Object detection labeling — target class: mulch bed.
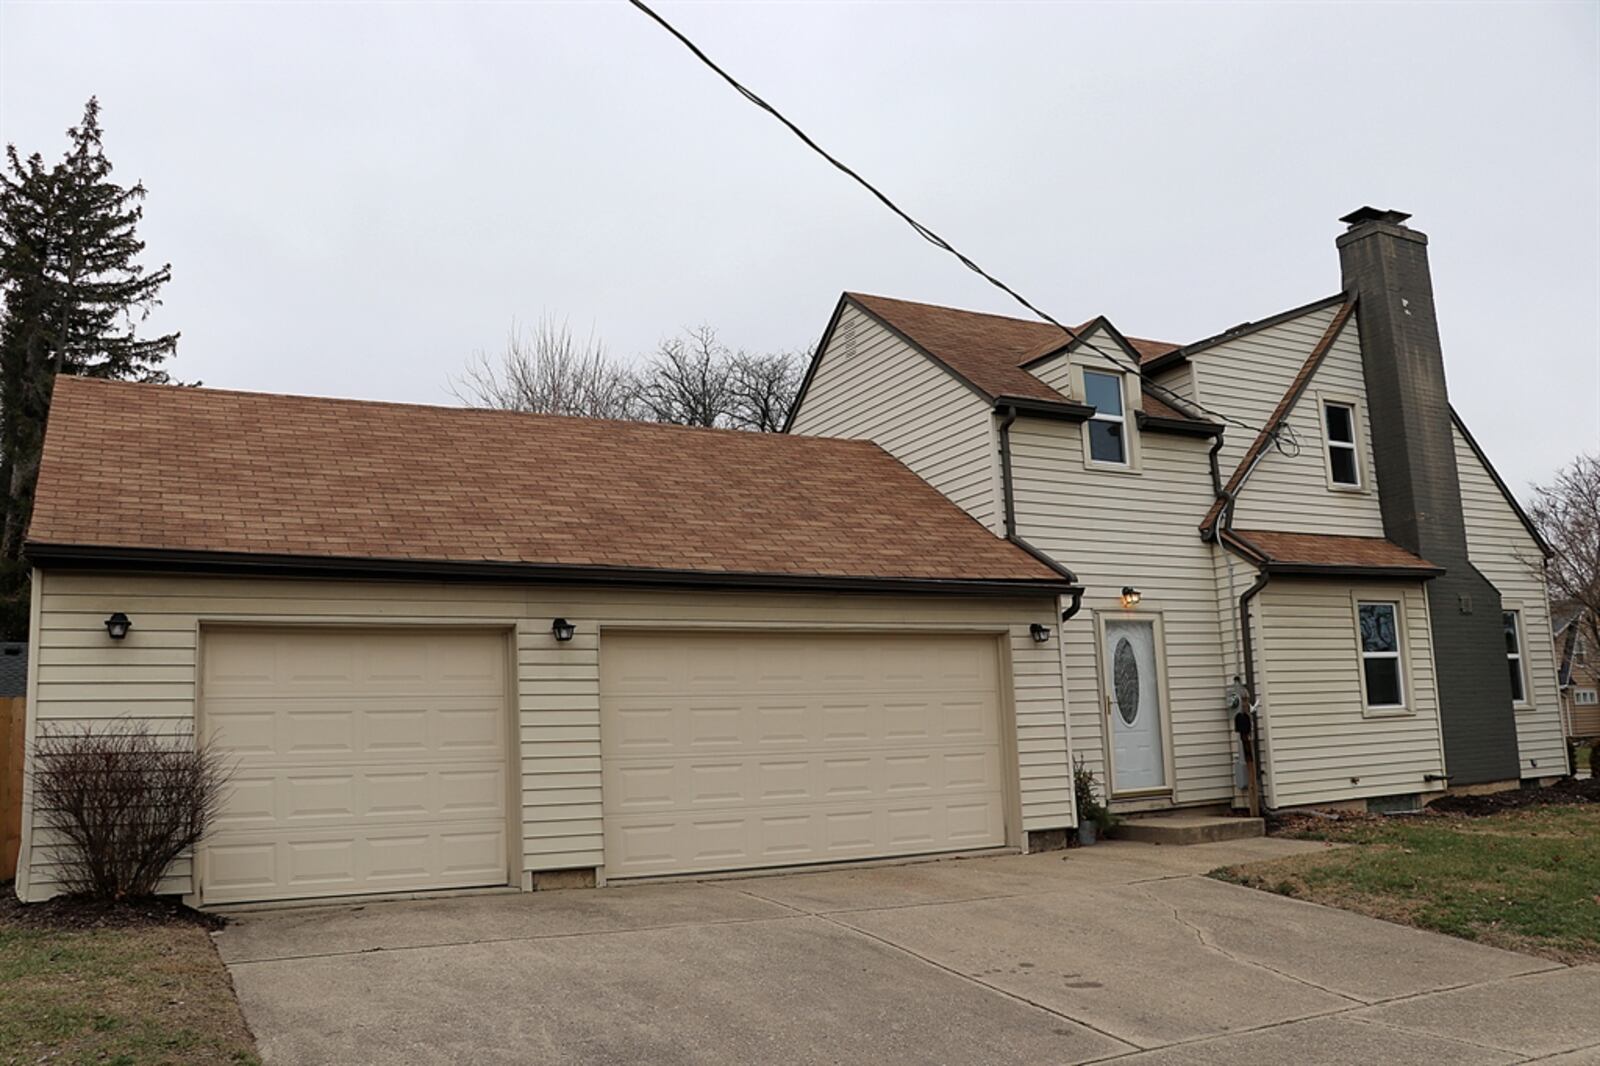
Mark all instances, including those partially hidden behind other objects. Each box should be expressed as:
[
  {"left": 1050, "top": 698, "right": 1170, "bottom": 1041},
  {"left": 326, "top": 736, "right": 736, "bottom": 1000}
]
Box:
[
  {"left": 1428, "top": 776, "right": 1600, "bottom": 816},
  {"left": 0, "top": 879, "right": 224, "bottom": 932}
]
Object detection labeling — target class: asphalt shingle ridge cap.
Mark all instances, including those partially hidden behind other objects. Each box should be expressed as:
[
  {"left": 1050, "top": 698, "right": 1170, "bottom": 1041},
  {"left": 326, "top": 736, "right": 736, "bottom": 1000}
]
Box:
[{"left": 60, "top": 376, "right": 887, "bottom": 452}]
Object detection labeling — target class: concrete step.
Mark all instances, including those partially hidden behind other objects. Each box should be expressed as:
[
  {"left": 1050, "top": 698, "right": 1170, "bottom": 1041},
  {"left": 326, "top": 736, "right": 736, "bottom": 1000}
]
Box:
[{"left": 1112, "top": 814, "right": 1265, "bottom": 846}]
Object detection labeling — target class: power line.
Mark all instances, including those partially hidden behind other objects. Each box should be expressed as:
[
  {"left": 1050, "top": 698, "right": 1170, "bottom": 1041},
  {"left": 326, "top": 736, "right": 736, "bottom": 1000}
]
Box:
[{"left": 625, "top": 0, "right": 1274, "bottom": 440}]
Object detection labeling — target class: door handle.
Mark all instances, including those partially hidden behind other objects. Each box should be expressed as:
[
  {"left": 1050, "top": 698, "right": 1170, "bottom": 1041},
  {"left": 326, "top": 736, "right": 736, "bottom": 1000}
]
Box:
[{"left": 1105, "top": 694, "right": 1114, "bottom": 718}]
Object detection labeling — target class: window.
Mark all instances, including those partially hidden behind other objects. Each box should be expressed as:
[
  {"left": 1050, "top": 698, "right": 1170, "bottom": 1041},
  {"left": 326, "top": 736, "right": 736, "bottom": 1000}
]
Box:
[
  {"left": 1358, "top": 601, "right": 1405, "bottom": 709},
  {"left": 1575, "top": 689, "right": 1598, "bottom": 706},
  {"left": 1083, "top": 370, "right": 1127, "bottom": 465},
  {"left": 1324, "top": 402, "right": 1360, "bottom": 487},
  {"left": 1504, "top": 611, "right": 1527, "bottom": 704}
]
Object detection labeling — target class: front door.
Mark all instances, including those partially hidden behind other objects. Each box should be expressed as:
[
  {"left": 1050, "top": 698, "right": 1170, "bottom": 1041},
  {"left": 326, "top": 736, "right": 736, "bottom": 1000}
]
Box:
[{"left": 1103, "top": 618, "right": 1168, "bottom": 793}]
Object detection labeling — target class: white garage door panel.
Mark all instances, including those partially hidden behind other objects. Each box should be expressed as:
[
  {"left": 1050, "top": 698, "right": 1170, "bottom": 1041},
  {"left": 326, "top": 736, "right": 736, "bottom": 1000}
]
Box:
[
  {"left": 201, "top": 629, "right": 511, "bottom": 904},
  {"left": 601, "top": 632, "right": 1008, "bottom": 878}
]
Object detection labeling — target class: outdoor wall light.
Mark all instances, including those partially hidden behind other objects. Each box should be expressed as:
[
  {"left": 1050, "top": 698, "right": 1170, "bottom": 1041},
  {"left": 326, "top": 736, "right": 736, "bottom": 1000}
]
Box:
[
  {"left": 104, "top": 612, "right": 132, "bottom": 640},
  {"left": 551, "top": 618, "right": 576, "bottom": 643},
  {"left": 1029, "top": 623, "right": 1051, "bottom": 643},
  {"left": 1119, "top": 587, "right": 1142, "bottom": 609}
]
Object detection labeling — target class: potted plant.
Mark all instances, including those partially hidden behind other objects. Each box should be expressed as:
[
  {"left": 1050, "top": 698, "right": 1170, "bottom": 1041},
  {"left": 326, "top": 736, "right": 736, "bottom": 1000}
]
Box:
[{"left": 1073, "top": 755, "right": 1116, "bottom": 845}]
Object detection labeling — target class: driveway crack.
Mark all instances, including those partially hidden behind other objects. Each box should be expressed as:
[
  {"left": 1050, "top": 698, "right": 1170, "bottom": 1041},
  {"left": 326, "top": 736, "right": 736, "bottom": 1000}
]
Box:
[{"left": 1137, "top": 883, "right": 1365, "bottom": 1005}]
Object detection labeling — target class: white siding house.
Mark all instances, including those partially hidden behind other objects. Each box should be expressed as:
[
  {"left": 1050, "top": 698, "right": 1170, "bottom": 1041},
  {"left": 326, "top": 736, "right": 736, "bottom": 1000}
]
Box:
[{"left": 790, "top": 211, "right": 1556, "bottom": 812}]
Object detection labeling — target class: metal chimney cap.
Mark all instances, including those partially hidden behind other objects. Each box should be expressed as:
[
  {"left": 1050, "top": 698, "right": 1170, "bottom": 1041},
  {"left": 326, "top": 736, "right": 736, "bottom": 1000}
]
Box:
[{"left": 1340, "top": 206, "right": 1413, "bottom": 228}]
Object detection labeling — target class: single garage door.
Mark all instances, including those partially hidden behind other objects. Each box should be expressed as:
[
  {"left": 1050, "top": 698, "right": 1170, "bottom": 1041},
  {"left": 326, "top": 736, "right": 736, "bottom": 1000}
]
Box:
[
  {"left": 601, "top": 630, "right": 1009, "bottom": 878},
  {"left": 200, "top": 628, "right": 511, "bottom": 904}
]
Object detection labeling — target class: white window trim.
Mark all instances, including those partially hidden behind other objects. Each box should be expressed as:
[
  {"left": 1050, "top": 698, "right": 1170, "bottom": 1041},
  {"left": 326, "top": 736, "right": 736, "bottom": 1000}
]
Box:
[
  {"left": 1503, "top": 605, "right": 1534, "bottom": 710},
  {"left": 1352, "top": 594, "right": 1411, "bottom": 716},
  {"left": 1076, "top": 365, "right": 1140, "bottom": 473},
  {"left": 1575, "top": 689, "right": 1598, "bottom": 706},
  {"left": 1319, "top": 395, "right": 1366, "bottom": 493}
]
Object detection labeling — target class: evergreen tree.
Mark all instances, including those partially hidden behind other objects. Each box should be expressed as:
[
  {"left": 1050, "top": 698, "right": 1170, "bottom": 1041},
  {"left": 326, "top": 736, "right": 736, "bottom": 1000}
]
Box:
[{"left": 0, "top": 97, "right": 179, "bottom": 638}]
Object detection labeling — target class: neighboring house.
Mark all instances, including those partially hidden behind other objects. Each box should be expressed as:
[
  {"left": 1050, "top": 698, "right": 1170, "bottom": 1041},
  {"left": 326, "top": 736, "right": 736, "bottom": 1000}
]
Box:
[
  {"left": 14, "top": 378, "right": 1076, "bottom": 905},
  {"left": 789, "top": 207, "right": 1564, "bottom": 813},
  {"left": 0, "top": 643, "right": 25, "bottom": 698},
  {"left": 1556, "top": 608, "right": 1600, "bottom": 744}
]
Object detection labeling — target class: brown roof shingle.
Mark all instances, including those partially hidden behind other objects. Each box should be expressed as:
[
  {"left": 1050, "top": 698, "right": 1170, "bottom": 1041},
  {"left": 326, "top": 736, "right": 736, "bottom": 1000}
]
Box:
[
  {"left": 1225, "top": 529, "right": 1442, "bottom": 576},
  {"left": 29, "top": 377, "right": 1068, "bottom": 589},
  {"left": 846, "top": 293, "right": 1200, "bottom": 424}
]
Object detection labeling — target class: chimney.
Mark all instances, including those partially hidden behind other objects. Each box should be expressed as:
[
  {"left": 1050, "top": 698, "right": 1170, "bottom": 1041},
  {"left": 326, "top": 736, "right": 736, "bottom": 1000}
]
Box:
[{"left": 1337, "top": 208, "right": 1520, "bottom": 785}]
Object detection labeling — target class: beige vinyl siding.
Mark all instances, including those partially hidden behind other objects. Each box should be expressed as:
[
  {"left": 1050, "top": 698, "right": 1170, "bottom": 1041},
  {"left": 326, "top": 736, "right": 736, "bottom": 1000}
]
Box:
[
  {"left": 1193, "top": 303, "right": 1339, "bottom": 472},
  {"left": 1255, "top": 580, "right": 1448, "bottom": 807},
  {"left": 17, "top": 571, "right": 1070, "bottom": 902},
  {"left": 790, "top": 303, "right": 1001, "bottom": 531},
  {"left": 1007, "top": 401, "right": 1234, "bottom": 805},
  {"left": 1453, "top": 425, "right": 1566, "bottom": 776},
  {"left": 1149, "top": 363, "right": 1200, "bottom": 407},
  {"left": 1198, "top": 308, "right": 1386, "bottom": 536}
]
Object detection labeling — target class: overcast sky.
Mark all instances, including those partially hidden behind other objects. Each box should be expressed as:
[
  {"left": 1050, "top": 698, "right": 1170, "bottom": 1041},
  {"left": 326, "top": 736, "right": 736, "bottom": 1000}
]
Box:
[{"left": 2, "top": 1, "right": 1595, "bottom": 498}]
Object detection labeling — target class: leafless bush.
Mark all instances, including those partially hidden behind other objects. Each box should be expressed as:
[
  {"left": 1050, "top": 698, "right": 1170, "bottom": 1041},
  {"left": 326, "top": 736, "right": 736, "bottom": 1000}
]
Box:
[{"left": 31, "top": 720, "right": 232, "bottom": 900}]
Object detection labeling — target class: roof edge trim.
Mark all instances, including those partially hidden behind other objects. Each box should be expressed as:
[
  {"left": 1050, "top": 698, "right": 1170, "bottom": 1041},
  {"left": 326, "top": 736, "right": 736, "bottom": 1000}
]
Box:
[
  {"left": 1147, "top": 292, "right": 1349, "bottom": 372},
  {"left": 837, "top": 294, "right": 999, "bottom": 404},
  {"left": 993, "top": 396, "right": 1095, "bottom": 422},
  {"left": 1262, "top": 561, "right": 1445, "bottom": 580},
  {"left": 23, "top": 542, "right": 1077, "bottom": 597},
  {"left": 1448, "top": 406, "right": 1552, "bottom": 558}
]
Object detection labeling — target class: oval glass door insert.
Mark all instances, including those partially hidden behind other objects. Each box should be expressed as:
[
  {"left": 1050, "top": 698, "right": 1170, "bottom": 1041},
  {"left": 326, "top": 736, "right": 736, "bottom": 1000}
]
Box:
[{"left": 1113, "top": 637, "right": 1140, "bottom": 725}]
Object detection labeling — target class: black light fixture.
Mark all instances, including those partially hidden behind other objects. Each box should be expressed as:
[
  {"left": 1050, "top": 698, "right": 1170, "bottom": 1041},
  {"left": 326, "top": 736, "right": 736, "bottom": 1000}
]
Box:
[
  {"left": 551, "top": 617, "right": 576, "bottom": 642},
  {"left": 104, "top": 612, "right": 132, "bottom": 640},
  {"left": 1029, "top": 623, "right": 1051, "bottom": 644},
  {"left": 1120, "top": 586, "right": 1142, "bottom": 609}
]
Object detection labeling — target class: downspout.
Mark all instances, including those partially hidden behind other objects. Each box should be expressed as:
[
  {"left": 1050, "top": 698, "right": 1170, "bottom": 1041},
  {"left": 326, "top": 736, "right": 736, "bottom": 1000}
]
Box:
[
  {"left": 997, "top": 405, "right": 1084, "bottom": 622},
  {"left": 1205, "top": 431, "right": 1268, "bottom": 816}
]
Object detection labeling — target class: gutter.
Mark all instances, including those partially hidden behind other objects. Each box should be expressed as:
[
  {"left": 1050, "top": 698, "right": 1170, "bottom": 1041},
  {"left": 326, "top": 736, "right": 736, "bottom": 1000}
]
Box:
[
  {"left": 22, "top": 542, "right": 1080, "bottom": 599},
  {"left": 995, "top": 405, "right": 1086, "bottom": 621},
  {"left": 1206, "top": 431, "right": 1267, "bottom": 817}
]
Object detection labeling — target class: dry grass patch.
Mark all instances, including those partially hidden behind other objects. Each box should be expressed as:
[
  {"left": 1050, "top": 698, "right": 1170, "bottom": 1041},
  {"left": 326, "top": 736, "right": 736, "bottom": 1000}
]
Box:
[
  {"left": 0, "top": 887, "right": 258, "bottom": 1066},
  {"left": 1212, "top": 804, "right": 1600, "bottom": 965}
]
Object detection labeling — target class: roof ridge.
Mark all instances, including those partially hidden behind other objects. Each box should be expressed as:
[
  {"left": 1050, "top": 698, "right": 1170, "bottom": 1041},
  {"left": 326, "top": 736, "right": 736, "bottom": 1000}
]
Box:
[{"left": 54, "top": 376, "right": 883, "bottom": 449}]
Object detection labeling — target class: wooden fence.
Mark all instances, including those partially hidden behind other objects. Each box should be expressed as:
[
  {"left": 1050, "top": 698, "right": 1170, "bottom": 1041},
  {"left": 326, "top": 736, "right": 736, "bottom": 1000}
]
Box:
[{"left": 1, "top": 696, "right": 23, "bottom": 881}]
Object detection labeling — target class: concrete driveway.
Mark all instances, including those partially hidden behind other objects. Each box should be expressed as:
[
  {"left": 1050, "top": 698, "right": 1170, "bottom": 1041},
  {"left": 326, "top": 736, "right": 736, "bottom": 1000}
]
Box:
[{"left": 216, "top": 838, "right": 1600, "bottom": 1065}]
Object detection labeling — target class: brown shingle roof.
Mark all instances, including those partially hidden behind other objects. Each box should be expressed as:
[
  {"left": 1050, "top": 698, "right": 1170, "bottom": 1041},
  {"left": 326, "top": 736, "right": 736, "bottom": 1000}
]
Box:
[
  {"left": 846, "top": 293, "right": 1196, "bottom": 423},
  {"left": 1225, "top": 529, "right": 1442, "bottom": 576},
  {"left": 29, "top": 377, "right": 1068, "bottom": 589}
]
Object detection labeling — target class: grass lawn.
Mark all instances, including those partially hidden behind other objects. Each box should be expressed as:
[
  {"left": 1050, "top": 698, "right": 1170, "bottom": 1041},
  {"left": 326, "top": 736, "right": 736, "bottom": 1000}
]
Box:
[
  {"left": 1213, "top": 804, "right": 1600, "bottom": 964},
  {"left": 0, "top": 888, "right": 259, "bottom": 1066}
]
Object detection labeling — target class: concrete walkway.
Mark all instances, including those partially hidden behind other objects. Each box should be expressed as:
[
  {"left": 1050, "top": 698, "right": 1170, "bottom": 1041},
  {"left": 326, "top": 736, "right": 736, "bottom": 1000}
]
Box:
[{"left": 216, "top": 838, "right": 1600, "bottom": 1065}]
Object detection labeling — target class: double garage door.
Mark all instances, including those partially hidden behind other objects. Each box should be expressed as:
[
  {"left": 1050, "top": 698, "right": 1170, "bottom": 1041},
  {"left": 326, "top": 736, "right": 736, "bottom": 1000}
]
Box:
[
  {"left": 600, "top": 631, "right": 1008, "bottom": 879},
  {"left": 200, "top": 627, "right": 1008, "bottom": 903}
]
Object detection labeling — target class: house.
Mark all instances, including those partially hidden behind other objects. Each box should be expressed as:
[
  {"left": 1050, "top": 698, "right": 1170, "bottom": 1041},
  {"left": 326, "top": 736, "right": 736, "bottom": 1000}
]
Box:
[
  {"left": 788, "top": 208, "right": 1565, "bottom": 813},
  {"left": 0, "top": 643, "right": 25, "bottom": 698},
  {"left": 1556, "top": 607, "right": 1599, "bottom": 746},
  {"left": 14, "top": 380, "right": 1077, "bottom": 905}
]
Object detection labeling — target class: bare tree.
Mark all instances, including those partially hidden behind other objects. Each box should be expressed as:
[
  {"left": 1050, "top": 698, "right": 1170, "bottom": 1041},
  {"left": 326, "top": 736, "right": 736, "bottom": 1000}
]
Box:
[
  {"left": 636, "top": 324, "right": 735, "bottom": 427},
  {"left": 1530, "top": 453, "right": 1600, "bottom": 653},
  {"left": 728, "top": 347, "right": 807, "bottom": 432},
  {"left": 450, "top": 318, "right": 637, "bottom": 420}
]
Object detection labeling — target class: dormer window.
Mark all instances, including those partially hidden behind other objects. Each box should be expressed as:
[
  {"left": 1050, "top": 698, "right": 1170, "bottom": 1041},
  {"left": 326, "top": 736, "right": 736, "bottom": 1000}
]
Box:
[
  {"left": 1083, "top": 370, "right": 1127, "bottom": 466},
  {"left": 1323, "top": 401, "right": 1361, "bottom": 487}
]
